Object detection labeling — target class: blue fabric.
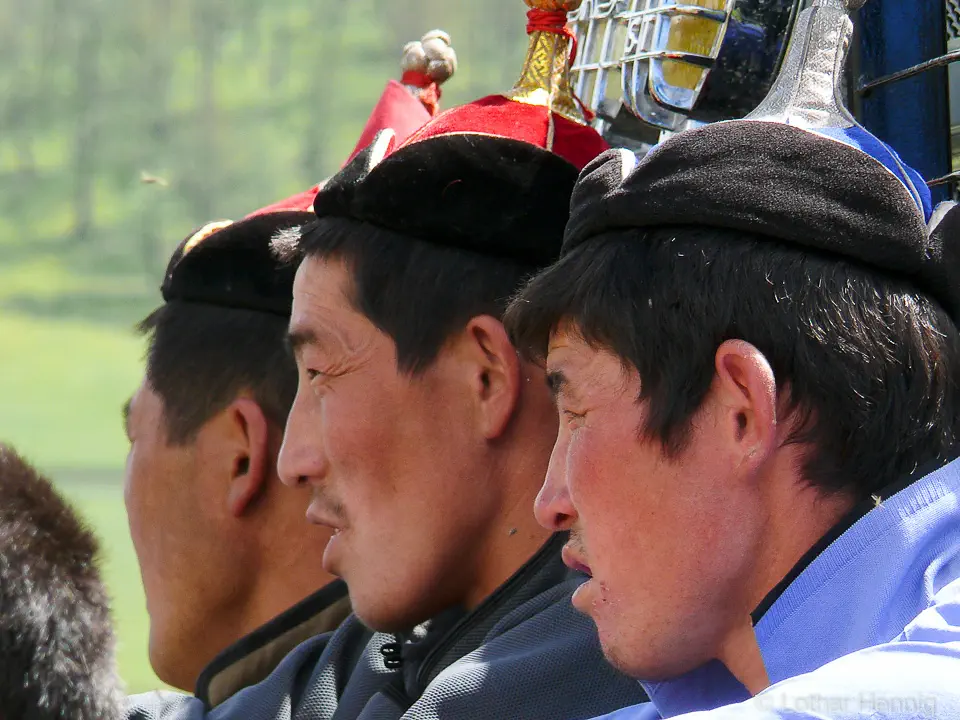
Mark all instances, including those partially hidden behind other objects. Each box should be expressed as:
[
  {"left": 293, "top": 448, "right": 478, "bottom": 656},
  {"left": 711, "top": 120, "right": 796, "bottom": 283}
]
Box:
[
  {"left": 592, "top": 457, "right": 960, "bottom": 719},
  {"left": 812, "top": 126, "right": 933, "bottom": 222}
]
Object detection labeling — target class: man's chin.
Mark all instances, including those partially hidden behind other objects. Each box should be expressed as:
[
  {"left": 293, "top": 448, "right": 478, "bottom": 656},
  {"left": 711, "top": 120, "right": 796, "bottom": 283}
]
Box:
[
  {"left": 352, "top": 604, "right": 422, "bottom": 634},
  {"left": 571, "top": 576, "right": 600, "bottom": 613},
  {"left": 321, "top": 529, "right": 347, "bottom": 575},
  {"left": 599, "top": 631, "right": 715, "bottom": 684},
  {"left": 349, "top": 586, "right": 445, "bottom": 634},
  {"left": 602, "top": 645, "right": 670, "bottom": 683},
  {"left": 149, "top": 633, "right": 192, "bottom": 692}
]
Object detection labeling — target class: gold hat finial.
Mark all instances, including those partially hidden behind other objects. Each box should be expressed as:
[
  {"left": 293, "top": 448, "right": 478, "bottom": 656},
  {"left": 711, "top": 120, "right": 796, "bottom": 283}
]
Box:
[{"left": 505, "top": 0, "right": 587, "bottom": 125}]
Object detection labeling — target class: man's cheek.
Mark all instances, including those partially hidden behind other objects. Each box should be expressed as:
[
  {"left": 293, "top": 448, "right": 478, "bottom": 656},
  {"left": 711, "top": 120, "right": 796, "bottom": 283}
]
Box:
[{"left": 568, "top": 444, "right": 610, "bottom": 519}]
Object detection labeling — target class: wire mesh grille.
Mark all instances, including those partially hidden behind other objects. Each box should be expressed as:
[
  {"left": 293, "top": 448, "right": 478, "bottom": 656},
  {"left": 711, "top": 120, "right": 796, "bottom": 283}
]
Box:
[
  {"left": 571, "top": 0, "right": 960, "bottom": 170},
  {"left": 947, "top": 0, "right": 960, "bottom": 41}
]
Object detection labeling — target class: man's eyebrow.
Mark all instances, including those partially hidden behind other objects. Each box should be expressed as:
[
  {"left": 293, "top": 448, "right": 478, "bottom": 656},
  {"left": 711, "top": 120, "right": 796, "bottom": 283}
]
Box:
[
  {"left": 122, "top": 398, "right": 132, "bottom": 437},
  {"left": 286, "top": 327, "right": 318, "bottom": 356},
  {"left": 287, "top": 324, "right": 347, "bottom": 359},
  {"left": 545, "top": 369, "right": 568, "bottom": 400}
]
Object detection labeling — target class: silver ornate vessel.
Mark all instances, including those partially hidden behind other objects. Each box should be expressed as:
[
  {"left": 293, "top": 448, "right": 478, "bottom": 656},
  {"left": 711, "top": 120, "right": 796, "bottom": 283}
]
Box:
[{"left": 567, "top": 0, "right": 814, "bottom": 148}]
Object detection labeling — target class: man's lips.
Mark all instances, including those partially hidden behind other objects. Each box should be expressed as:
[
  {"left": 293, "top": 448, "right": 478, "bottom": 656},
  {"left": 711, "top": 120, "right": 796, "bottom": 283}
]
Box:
[
  {"left": 306, "top": 498, "right": 345, "bottom": 531},
  {"left": 561, "top": 543, "right": 592, "bottom": 577}
]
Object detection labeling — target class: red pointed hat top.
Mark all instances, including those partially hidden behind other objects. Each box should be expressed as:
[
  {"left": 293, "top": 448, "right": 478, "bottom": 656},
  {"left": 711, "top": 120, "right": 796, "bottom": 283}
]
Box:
[
  {"left": 400, "top": 0, "right": 607, "bottom": 171},
  {"left": 247, "top": 30, "right": 458, "bottom": 219}
]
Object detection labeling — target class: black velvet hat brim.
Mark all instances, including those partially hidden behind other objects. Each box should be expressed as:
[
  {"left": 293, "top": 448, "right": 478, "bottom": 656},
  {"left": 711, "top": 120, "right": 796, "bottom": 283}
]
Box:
[
  {"left": 314, "top": 133, "right": 580, "bottom": 268},
  {"left": 162, "top": 211, "right": 314, "bottom": 316},
  {"left": 565, "top": 122, "right": 960, "bottom": 320}
]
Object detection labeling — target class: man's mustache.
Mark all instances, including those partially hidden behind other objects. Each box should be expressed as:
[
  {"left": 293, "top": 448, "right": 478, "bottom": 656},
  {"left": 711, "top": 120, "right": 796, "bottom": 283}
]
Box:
[{"left": 310, "top": 487, "right": 347, "bottom": 521}]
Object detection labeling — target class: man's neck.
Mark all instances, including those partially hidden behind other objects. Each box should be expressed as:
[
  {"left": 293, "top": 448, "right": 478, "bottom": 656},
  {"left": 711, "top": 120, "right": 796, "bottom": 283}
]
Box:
[
  {"left": 194, "top": 579, "right": 350, "bottom": 707},
  {"left": 242, "top": 551, "right": 341, "bottom": 636},
  {"left": 463, "top": 448, "right": 554, "bottom": 610},
  {"left": 464, "top": 521, "right": 553, "bottom": 610},
  {"left": 752, "top": 478, "right": 855, "bottom": 612},
  {"left": 717, "top": 464, "right": 856, "bottom": 693},
  {"left": 180, "top": 558, "right": 339, "bottom": 690},
  {"left": 717, "top": 622, "right": 770, "bottom": 695}
]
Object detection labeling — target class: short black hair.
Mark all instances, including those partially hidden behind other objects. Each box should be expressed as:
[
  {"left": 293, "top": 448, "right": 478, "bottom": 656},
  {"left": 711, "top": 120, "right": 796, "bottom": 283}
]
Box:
[
  {"left": 0, "top": 444, "right": 122, "bottom": 720},
  {"left": 138, "top": 301, "right": 297, "bottom": 445},
  {"left": 505, "top": 226, "right": 960, "bottom": 500},
  {"left": 293, "top": 216, "right": 536, "bottom": 374}
]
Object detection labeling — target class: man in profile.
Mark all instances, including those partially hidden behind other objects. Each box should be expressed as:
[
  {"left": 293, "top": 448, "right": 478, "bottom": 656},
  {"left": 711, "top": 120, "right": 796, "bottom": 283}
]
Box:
[
  {"left": 504, "top": 1, "right": 960, "bottom": 716},
  {"left": 125, "top": 206, "right": 346, "bottom": 706},
  {"left": 123, "top": 30, "right": 456, "bottom": 707},
  {"left": 0, "top": 443, "right": 123, "bottom": 720}
]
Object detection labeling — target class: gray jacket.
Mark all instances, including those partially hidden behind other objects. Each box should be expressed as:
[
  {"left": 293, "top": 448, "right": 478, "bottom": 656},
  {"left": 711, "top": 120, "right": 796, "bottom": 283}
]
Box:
[{"left": 126, "top": 534, "right": 648, "bottom": 719}]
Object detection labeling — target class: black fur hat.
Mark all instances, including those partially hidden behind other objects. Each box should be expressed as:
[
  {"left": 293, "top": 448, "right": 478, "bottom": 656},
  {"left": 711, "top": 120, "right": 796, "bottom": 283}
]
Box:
[{"left": 161, "top": 211, "right": 314, "bottom": 317}]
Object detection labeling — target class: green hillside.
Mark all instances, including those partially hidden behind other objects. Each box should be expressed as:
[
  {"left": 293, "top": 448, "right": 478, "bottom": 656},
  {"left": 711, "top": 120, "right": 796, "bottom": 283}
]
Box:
[{"left": 0, "top": 312, "right": 144, "bottom": 467}]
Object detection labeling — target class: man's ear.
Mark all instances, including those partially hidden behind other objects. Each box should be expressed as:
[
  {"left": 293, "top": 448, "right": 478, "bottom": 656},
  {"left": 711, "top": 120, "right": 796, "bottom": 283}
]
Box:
[
  {"left": 460, "top": 315, "right": 522, "bottom": 440},
  {"left": 712, "top": 339, "right": 779, "bottom": 468},
  {"left": 223, "top": 397, "right": 272, "bottom": 518}
]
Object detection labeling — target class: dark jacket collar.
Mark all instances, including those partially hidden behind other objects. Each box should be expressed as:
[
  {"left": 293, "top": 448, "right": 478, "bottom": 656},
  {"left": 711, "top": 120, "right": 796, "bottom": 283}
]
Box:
[
  {"left": 386, "top": 532, "right": 574, "bottom": 706},
  {"left": 195, "top": 579, "right": 351, "bottom": 710}
]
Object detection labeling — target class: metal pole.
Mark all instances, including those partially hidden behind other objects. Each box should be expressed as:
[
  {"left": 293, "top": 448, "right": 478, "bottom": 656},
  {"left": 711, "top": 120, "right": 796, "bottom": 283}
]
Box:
[{"left": 856, "top": 0, "right": 951, "bottom": 205}]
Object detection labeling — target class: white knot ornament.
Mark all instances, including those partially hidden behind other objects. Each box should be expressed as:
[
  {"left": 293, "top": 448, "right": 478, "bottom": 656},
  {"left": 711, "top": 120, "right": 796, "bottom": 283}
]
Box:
[{"left": 401, "top": 30, "right": 457, "bottom": 85}]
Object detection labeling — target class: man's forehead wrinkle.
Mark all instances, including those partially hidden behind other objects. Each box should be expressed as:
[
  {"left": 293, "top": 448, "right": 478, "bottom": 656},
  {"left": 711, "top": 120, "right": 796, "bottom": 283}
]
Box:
[
  {"left": 546, "top": 340, "right": 589, "bottom": 381},
  {"left": 288, "top": 320, "right": 342, "bottom": 356},
  {"left": 288, "top": 301, "right": 377, "bottom": 362},
  {"left": 546, "top": 341, "right": 636, "bottom": 408},
  {"left": 291, "top": 257, "right": 382, "bottom": 365},
  {"left": 547, "top": 336, "right": 571, "bottom": 355}
]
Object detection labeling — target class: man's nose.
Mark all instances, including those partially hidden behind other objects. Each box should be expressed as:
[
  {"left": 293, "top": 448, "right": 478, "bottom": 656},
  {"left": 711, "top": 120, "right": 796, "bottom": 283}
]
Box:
[
  {"left": 533, "top": 441, "right": 577, "bottom": 531},
  {"left": 277, "top": 392, "right": 323, "bottom": 488}
]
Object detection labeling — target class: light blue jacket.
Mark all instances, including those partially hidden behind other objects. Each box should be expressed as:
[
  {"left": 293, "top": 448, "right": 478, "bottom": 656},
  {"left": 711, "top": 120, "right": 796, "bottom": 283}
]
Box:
[{"left": 598, "top": 457, "right": 960, "bottom": 720}]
